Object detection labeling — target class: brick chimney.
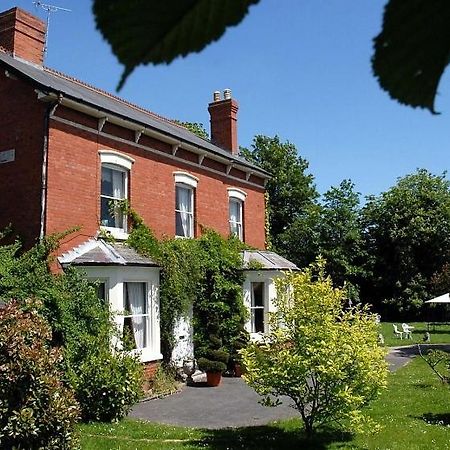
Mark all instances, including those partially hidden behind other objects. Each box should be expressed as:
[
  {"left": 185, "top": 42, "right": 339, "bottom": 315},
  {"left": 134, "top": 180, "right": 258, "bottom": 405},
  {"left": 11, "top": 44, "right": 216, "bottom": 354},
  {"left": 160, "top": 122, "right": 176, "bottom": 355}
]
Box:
[
  {"left": 0, "top": 7, "right": 46, "bottom": 65},
  {"left": 208, "top": 89, "right": 239, "bottom": 155}
]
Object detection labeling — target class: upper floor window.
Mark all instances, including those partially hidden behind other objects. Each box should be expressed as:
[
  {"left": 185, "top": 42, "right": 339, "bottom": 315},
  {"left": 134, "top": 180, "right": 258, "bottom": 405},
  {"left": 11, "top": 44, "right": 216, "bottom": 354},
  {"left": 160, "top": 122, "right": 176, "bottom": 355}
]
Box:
[
  {"left": 174, "top": 172, "right": 198, "bottom": 238},
  {"left": 101, "top": 164, "right": 127, "bottom": 230},
  {"left": 99, "top": 151, "right": 134, "bottom": 236},
  {"left": 228, "top": 188, "right": 247, "bottom": 241},
  {"left": 229, "top": 199, "right": 243, "bottom": 240}
]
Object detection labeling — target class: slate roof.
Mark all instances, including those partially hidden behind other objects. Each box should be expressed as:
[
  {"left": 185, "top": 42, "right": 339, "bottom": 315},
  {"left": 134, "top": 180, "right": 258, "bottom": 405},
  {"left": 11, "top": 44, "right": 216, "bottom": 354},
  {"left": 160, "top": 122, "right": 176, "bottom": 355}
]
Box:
[
  {"left": 0, "top": 50, "right": 269, "bottom": 177},
  {"left": 58, "top": 239, "right": 158, "bottom": 267},
  {"left": 242, "top": 250, "right": 299, "bottom": 271}
]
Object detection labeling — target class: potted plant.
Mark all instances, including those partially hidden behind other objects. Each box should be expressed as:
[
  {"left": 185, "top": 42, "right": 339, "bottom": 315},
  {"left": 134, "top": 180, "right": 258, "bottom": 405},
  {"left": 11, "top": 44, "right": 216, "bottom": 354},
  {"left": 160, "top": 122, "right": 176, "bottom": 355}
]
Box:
[
  {"left": 197, "top": 334, "right": 229, "bottom": 387},
  {"left": 229, "top": 328, "right": 249, "bottom": 377}
]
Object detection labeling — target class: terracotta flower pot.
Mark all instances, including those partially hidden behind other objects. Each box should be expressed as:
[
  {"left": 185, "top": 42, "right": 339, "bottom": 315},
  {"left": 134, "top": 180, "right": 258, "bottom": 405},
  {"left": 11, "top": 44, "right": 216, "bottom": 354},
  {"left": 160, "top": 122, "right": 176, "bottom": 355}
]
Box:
[
  {"left": 234, "top": 363, "right": 243, "bottom": 378},
  {"left": 206, "top": 371, "right": 222, "bottom": 387}
]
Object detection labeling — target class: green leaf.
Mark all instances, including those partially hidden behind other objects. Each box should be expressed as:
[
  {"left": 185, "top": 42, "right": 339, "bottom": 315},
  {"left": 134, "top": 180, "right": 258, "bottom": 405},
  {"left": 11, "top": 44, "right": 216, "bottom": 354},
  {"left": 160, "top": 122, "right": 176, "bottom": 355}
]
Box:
[
  {"left": 93, "top": 0, "right": 260, "bottom": 90},
  {"left": 372, "top": 0, "right": 450, "bottom": 113}
]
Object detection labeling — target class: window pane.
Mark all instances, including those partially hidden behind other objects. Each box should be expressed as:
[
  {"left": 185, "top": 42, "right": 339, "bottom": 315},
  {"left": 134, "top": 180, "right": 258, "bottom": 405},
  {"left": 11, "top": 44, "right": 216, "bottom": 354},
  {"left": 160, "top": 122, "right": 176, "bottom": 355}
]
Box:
[
  {"left": 101, "top": 167, "right": 114, "bottom": 197},
  {"left": 176, "top": 185, "right": 192, "bottom": 212},
  {"left": 101, "top": 197, "right": 124, "bottom": 228},
  {"left": 124, "top": 282, "right": 147, "bottom": 349},
  {"left": 175, "top": 185, "right": 193, "bottom": 237},
  {"left": 229, "top": 200, "right": 241, "bottom": 222},
  {"left": 252, "top": 282, "right": 264, "bottom": 307},
  {"left": 254, "top": 308, "right": 265, "bottom": 333}
]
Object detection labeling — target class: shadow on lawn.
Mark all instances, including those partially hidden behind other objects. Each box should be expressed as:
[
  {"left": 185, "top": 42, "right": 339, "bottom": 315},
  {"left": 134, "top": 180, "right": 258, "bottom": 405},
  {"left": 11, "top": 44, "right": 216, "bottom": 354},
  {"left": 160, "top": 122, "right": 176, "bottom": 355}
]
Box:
[
  {"left": 186, "top": 425, "right": 353, "bottom": 450},
  {"left": 421, "top": 413, "right": 450, "bottom": 426}
]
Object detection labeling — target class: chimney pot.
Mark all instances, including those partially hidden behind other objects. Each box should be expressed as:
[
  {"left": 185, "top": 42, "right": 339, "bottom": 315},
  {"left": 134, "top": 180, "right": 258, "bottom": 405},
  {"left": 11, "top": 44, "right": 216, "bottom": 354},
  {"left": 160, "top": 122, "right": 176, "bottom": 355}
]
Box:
[{"left": 208, "top": 89, "right": 239, "bottom": 155}]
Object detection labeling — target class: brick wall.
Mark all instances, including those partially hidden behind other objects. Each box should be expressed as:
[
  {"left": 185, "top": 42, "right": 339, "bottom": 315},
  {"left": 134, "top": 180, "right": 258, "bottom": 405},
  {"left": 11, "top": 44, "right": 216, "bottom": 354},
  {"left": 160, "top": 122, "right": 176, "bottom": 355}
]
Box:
[
  {"left": 0, "top": 8, "right": 46, "bottom": 66},
  {"left": 0, "top": 70, "right": 46, "bottom": 248},
  {"left": 46, "top": 110, "right": 266, "bottom": 255}
]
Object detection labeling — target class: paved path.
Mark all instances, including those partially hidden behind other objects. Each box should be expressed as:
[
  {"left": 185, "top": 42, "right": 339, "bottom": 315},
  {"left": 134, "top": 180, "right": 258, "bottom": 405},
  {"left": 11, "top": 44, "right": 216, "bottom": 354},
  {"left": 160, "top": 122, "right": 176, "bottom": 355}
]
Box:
[
  {"left": 130, "top": 376, "right": 298, "bottom": 429},
  {"left": 130, "top": 344, "right": 450, "bottom": 429}
]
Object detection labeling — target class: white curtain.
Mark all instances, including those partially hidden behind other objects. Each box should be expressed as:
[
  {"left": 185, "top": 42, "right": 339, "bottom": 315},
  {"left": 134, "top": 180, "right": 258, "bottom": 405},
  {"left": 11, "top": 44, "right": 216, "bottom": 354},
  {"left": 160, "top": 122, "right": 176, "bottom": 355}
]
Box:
[
  {"left": 112, "top": 170, "right": 124, "bottom": 228},
  {"left": 178, "top": 187, "right": 191, "bottom": 237},
  {"left": 126, "top": 283, "right": 146, "bottom": 349}
]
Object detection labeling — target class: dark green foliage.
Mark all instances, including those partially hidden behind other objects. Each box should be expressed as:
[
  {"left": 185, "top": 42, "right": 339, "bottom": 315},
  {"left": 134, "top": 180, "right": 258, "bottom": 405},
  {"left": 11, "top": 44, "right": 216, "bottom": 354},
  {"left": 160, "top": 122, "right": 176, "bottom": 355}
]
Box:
[
  {"left": 241, "top": 135, "right": 318, "bottom": 256},
  {"left": 0, "top": 235, "right": 143, "bottom": 424},
  {"left": 372, "top": 0, "right": 450, "bottom": 113},
  {"left": 318, "top": 180, "right": 367, "bottom": 292},
  {"left": 69, "top": 344, "right": 142, "bottom": 422},
  {"left": 174, "top": 121, "right": 209, "bottom": 140},
  {"left": 93, "top": 0, "right": 260, "bottom": 90},
  {"left": 127, "top": 211, "right": 246, "bottom": 365},
  {"left": 361, "top": 169, "right": 450, "bottom": 316},
  {"left": 0, "top": 299, "right": 79, "bottom": 449},
  {"left": 197, "top": 333, "right": 229, "bottom": 374}
]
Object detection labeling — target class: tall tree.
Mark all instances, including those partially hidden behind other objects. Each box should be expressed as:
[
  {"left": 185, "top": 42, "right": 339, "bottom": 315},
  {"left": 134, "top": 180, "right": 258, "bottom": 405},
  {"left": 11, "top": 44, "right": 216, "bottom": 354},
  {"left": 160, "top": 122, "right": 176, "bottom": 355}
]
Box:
[
  {"left": 361, "top": 169, "right": 450, "bottom": 316},
  {"left": 319, "top": 180, "right": 367, "bottom": 293},
  {"left": 241, "top": 135, "right": 318, "bottom": 255}
]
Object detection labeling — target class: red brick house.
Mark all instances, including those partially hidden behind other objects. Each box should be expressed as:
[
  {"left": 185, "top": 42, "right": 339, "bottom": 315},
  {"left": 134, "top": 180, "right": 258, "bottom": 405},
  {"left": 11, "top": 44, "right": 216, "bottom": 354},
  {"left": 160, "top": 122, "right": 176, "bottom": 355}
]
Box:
[{"left": 0, "top": 7, "right": 297, "bottom": 366}]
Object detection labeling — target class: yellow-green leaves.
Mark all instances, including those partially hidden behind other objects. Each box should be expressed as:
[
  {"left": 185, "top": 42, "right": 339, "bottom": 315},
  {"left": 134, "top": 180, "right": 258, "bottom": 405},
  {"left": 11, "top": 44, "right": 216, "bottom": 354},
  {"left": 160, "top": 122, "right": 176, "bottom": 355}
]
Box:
[{"left": 241, "top": 260, "right": 388, "bottom": 436}]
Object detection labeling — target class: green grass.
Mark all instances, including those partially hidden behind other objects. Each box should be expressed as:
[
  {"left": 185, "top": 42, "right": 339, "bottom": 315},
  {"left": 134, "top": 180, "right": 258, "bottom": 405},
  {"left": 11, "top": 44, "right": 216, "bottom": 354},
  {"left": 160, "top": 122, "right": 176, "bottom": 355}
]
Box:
[
  {"left": 79, "top": 357, "right": 450, "bottom": 449},
  {"left": 380, "top": 321, "right": 450, "bottom": 347}
]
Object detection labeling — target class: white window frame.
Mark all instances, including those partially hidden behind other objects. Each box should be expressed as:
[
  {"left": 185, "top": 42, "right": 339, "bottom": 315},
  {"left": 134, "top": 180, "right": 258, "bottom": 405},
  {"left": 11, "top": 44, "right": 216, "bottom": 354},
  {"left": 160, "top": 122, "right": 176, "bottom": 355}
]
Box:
[
  {"left": 228, "top": 188, "right": 247, "bottom": 241},
  {"left": 250, "top": 281, "right": 266, "bottom": 334},
  {"left": 123, "top": 281, "right": 151, "bottom": 352},
  {"left": 99, "top": 151, "right": 134, "bottom": 240},
  {"left": 174, "top": 172, "right": 198, "bottom": 239}
]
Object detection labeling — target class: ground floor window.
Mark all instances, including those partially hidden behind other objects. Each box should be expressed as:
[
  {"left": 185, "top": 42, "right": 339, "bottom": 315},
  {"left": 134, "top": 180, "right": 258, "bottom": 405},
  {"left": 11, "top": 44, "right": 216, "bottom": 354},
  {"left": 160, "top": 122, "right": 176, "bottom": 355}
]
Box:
[
  {"left": 123, "top": 282, "right": 149, "bottom": 350},
  {"left": 250, "top": 281, "right": 265, "bottom": 333}
]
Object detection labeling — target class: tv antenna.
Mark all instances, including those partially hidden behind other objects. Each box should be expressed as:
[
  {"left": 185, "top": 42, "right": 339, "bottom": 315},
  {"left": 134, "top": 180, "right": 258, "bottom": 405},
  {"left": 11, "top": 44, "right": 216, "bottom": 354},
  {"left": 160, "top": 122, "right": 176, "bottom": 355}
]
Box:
[{"left": 33, "top": 2, "right": 71, "bottom": 58}]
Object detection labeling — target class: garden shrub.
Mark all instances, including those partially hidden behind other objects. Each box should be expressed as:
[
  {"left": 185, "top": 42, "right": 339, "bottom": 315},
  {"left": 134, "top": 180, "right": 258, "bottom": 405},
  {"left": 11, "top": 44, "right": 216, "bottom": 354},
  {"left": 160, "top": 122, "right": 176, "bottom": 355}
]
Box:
[
  {"left": 0, "top": 236, "right": 143, "bottom": 424},
  {"left": 241, "top": 258, "right": 388, "bottom": 436},
  {"left": 0, "top": 299, "right": 79, "bottom": 449},
  {"left": 68, "top": 342, "right": 143, "bottom": 422}
]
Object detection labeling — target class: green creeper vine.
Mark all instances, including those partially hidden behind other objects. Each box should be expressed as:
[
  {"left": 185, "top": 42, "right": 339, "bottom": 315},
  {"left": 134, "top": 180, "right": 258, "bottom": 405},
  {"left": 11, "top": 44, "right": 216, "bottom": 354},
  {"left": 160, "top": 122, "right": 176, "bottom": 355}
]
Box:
[{"left": 126, "top": 209, "right": 248, "bottom": 363}]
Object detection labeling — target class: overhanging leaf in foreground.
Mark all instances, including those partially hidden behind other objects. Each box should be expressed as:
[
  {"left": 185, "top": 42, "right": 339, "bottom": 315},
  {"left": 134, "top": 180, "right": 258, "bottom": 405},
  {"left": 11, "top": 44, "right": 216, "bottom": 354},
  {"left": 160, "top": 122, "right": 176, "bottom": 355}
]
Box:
[
  {"left": 93, "top": 0, "right": 260, "bottom": 90},
  {"left": 372, "top": 0, "right": 450, "bottom": 113}
]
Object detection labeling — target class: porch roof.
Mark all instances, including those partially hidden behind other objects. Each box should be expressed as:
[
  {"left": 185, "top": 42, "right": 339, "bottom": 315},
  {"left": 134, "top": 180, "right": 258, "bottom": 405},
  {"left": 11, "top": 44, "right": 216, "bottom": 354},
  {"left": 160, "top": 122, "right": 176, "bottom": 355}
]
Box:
[
  {"left": 242, "top": 250, "right": 299, "bottom": 271},
  {"left": 58, "top": 239, "right": 158, "bottom": 267}
]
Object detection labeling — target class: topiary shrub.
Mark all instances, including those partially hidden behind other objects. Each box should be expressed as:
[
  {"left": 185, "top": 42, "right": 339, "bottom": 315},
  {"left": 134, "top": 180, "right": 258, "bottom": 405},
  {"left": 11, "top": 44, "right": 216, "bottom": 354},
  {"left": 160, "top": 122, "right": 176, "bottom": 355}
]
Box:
[
  {"left": 0, "top": 299, "right": 79, "bottom": 449},
  {"left": 197, "top": 333, "right": 229, "bottom": 374}
]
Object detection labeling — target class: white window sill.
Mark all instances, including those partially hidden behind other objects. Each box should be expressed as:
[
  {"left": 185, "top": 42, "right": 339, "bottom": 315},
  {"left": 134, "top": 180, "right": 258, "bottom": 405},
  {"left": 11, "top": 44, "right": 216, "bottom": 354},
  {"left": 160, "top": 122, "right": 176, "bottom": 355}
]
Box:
[
  {"left": 132, "top": 348, "right": 163, "bottom": 363},
  {"left": 100, "top": 226, "right": 129, "bottom": 241}
]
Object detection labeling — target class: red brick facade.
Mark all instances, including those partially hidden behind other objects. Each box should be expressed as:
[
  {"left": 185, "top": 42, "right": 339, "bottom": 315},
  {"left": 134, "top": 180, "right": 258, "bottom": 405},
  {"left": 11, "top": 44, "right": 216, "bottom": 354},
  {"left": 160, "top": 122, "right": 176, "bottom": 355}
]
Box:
[
  {"left": 0, "top": 7, "right": 45, "bottom": 65},
  {"left": 0, "top": 8, "right": 267, "bottom": 258}
]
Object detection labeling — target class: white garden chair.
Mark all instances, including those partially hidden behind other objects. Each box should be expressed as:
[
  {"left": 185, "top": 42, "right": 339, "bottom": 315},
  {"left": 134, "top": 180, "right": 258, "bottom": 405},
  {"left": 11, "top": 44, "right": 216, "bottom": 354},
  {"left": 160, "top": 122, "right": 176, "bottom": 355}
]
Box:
[
  {"left": 393, "top": 324, "right": 403, "bottom": 339},
  {"left": 402, "top": 323, "right": 414, "bottom": 339}
]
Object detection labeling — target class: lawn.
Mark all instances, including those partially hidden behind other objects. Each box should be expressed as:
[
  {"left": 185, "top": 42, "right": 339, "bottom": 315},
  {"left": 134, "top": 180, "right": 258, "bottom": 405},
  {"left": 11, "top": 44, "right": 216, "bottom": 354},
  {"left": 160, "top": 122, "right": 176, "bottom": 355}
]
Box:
[
  {"left": 380, "top": 321, "right": 450, "bottom": 347},
  {"left": 79, "top": 357, "right": 450, "bottom": 449}
]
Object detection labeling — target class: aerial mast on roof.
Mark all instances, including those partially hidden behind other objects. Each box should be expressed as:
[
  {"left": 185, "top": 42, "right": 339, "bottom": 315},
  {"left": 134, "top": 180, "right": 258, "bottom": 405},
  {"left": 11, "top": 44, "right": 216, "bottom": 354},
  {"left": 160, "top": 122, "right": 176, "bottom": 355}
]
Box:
[{"left": 32, "top": 1, "right": 71, "bottom": 59}]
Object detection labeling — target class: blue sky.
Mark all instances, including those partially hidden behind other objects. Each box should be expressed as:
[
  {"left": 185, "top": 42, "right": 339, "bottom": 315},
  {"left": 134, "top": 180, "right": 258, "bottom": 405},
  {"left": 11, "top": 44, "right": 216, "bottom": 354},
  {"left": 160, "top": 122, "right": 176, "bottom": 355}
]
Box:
[{"left": 5, "top": 1, "right": 450, "bottom": 197}]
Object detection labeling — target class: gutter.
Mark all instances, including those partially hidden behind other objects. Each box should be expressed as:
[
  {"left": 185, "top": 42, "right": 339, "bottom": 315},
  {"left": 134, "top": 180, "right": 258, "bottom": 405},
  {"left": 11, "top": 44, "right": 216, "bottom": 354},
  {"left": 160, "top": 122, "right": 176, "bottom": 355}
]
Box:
[{"left": 39, "top": 95, "right": 61, "bottom": 241}]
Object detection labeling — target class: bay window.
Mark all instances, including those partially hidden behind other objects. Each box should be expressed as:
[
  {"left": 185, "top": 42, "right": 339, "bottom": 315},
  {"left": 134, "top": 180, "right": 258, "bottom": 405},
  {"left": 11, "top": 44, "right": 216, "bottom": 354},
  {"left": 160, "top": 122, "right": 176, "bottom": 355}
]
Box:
[{"left": 123, "top": 282, "right": 149, "bottom": 350}]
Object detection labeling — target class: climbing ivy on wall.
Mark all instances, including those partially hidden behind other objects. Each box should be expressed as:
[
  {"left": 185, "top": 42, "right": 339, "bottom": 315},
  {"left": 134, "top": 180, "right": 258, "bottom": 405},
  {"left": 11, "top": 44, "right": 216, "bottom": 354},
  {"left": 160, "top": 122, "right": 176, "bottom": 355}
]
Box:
[{"left": 127, "top": 210, "right": 247, "bottom": 362}]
